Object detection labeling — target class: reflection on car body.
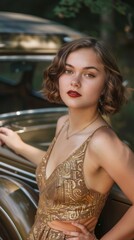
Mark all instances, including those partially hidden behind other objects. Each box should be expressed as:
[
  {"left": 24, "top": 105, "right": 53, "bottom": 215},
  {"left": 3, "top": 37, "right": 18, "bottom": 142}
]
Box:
[{"left": 0, "top": 12, "right": 84, "bottom": 53}]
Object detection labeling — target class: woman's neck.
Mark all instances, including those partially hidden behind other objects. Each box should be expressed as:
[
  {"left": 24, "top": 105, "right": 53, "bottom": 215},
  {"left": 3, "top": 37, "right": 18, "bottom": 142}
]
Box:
[{"left": 68, "top": 108, "right": 99, "bottom": 132}]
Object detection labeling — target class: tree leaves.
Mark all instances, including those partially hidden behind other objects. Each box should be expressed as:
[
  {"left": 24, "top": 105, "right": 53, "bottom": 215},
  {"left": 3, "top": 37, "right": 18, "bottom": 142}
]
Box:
[{"left": 54, "top": 0, "right": 133, "bottom": 18}]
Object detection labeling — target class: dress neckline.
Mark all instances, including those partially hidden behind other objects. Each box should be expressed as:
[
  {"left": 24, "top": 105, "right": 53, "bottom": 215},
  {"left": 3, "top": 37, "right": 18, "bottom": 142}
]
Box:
[
  {"left": 45, "top": 135, "right": 90, "bottom": 181},
  {"left": 44, "top": 124, "right": 109, "bottom": 182}
]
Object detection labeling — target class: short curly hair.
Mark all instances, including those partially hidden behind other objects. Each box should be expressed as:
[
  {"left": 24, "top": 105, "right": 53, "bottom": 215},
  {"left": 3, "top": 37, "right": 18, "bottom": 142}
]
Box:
[{"left": 43, "top": 37, "right": 127, "bottom": 115}]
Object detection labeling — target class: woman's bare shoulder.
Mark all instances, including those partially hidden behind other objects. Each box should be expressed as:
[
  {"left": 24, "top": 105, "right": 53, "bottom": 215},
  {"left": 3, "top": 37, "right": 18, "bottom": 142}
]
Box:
[
  {"left": 89, "top": 125, "right": 134, "bottom": 176},
  {"left": 88, "top": 125, "right": 126, "bottom": 162},
  {"left": 91, "top": 125, "right": 117, "bottom": 144}
]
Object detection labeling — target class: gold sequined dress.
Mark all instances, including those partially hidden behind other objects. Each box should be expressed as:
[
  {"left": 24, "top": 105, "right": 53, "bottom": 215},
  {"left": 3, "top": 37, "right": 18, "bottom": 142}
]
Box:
[{"left": 27, "top": 126, "right": 108, "bottom": 240}]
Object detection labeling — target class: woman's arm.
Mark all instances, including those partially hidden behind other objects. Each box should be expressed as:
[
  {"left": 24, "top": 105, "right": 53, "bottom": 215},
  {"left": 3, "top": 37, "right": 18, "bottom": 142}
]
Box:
[
  {"left": 90, "top": 128, "right": 134, "bottom": 240},
  {"left": 0, "top": 127, "right": 45, "bottom": 166},
  {"left": 0, "top": 115, "right": 68, "bottom": 166}
]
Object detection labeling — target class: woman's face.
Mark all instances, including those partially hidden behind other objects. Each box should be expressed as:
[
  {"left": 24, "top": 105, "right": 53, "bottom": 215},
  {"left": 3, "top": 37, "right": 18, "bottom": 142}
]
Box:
[{"left": 59, "top": 48, "right": 106, "bottom": 111}]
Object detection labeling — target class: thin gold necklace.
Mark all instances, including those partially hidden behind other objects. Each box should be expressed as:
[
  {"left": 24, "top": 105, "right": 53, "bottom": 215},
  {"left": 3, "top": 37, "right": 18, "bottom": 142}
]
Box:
[{"left": 66, "top": 113, "right": 99, "bottom": 140}]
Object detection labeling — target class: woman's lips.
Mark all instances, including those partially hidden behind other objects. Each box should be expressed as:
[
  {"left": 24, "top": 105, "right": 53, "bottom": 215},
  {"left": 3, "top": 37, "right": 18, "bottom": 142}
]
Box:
[{"left": 67, "top": 90, "right": 81, "bottom": 97}]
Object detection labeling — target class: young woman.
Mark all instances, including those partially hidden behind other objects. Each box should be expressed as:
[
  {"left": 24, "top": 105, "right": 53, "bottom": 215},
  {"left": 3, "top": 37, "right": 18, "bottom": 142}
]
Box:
[{"left": 0, "top": 37, "right": 134, "bottom": 240}]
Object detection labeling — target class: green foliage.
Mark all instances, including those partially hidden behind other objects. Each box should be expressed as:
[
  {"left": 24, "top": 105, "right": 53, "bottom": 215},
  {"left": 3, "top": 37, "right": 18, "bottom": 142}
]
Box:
[
  {"left": 83, "top": 0, "right": 113, "bottom": 14},
  {"left": 54, "top": 0, "right": 83, "bottom": 18},
  {"left": 114, "top": 0, "right": 128, "bottom": 15},
  {"left": 54, "top": 0, "right": 132, "bottom": 18}
]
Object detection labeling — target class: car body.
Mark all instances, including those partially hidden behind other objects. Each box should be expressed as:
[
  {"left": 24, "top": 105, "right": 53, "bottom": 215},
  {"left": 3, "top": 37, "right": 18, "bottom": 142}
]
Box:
[{"left": 0, "top": 12, "right": 133, "bottom": 240}]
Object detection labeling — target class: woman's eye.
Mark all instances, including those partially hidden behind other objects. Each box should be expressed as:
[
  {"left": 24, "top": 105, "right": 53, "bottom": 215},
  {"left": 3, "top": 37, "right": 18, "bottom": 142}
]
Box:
[
  {"left": 84, "top": 73, "right": 95, "bottom": 78},
  {"left": 64, "top": 69, "right": 73, "bottom": 74}
]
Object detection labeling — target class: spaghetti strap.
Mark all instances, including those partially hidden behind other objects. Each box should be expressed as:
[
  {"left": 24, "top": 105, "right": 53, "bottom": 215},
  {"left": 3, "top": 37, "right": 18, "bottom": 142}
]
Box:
[{"left": 90, "top": 125, "right": 111, "bottom": 138}]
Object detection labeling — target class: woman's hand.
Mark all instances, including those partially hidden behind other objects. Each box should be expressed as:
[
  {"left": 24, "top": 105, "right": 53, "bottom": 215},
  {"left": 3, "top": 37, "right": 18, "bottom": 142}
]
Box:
[
  {"left": 0, "top": 127, "right": 46, "bottom": 165},
  {"left": 0, "top": 127, "right": 24, "bottom": 153},
  {"left": 63, "top": 222, "right": 97, "bottom": 240}
]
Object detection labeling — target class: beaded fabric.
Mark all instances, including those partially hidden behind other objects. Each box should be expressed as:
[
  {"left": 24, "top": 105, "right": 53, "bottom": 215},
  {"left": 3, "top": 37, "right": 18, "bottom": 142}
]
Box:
[{"left": 27, "top": 125, "right": 109, "bottom": 240}]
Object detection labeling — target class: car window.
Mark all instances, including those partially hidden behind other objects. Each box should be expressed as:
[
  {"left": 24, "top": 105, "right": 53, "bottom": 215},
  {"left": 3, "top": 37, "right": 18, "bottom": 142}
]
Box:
[
  {"left": 0, "top": 61, "right": 22, "bottom": 85},
  {"left": 0, "top": 57, "right": 54, "bottom": 113},
  {"left": 32, "top": 61, "right": 51, "bottom": 91},
  {"left": 0, "top": 59, "right": 51, "bottom": 88}
]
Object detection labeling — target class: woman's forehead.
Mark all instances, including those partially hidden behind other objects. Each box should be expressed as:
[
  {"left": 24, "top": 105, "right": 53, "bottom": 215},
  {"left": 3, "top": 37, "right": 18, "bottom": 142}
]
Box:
[{"left": 65, "top": 48, "right": 104, "bottom": 70}]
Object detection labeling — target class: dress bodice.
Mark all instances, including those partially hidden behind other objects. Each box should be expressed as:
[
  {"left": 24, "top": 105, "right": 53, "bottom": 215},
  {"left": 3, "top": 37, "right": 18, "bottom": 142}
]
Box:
[
  {"left": 27, "top": 125, "right": 109, "bottom": 239},
  {"left": 36, "top": 128, "right": 108, "bottom": 223}
]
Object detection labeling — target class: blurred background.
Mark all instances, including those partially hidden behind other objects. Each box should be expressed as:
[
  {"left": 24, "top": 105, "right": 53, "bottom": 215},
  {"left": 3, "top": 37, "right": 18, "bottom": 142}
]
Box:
[{"left": 0, "top": 0, "right": 134, "bottom": 149}]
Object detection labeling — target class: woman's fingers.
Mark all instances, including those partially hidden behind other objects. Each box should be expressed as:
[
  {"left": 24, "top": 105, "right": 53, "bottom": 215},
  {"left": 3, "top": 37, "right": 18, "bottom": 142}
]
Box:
[
  {"left": 0, "top": 127, "right": 14, "bottom": 142},
  {"left": 71, "top": 222, "right": 90, "bottom": 235},
  {"left": 0, "top": 127, "right": 13, "bottom": 137},
  {"left": 0, "top": 127, "right": 22, "bottom": 151},
  {"left": 63, "top": 222, "right": 95, "bottom": 240}
]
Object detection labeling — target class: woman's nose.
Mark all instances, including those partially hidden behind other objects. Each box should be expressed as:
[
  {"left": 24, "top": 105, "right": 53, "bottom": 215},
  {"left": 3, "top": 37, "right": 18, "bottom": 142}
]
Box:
[{"left": 70, "top": 76, "right": 81, "bottom": 87}]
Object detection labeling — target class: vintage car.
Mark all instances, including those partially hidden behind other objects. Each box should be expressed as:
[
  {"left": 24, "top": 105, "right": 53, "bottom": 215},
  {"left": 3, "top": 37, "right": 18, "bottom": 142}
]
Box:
[
  {"left": 0, "top": 11, "right": 85, "bottom": 114},
  {"left": 0, "top": 11, "right": 133, "bottom": 240}
]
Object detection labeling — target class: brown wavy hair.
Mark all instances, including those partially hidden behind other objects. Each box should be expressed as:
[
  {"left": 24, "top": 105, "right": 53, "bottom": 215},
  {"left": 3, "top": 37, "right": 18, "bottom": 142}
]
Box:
[{"left": 43, "top": 37, "right": 127, "bottom": 115}]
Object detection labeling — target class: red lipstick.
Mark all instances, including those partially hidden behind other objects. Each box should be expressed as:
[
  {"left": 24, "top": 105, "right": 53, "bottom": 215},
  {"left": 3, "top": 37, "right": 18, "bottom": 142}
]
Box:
[{"left": 67, "top": 90, "right": 81, "bottom": 98}]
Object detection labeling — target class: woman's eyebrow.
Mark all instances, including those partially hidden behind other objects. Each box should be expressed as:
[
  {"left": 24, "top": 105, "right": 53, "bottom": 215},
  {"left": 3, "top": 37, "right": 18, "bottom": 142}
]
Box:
[
  {"left": 65, "top": 63, "right": 99, "bottom": 71},
  {"left": 84, "top": 66, "right": 100, "bottom": 72},
  {"left": 65, "top": 63, "right": 73, "bottom": 68}
]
